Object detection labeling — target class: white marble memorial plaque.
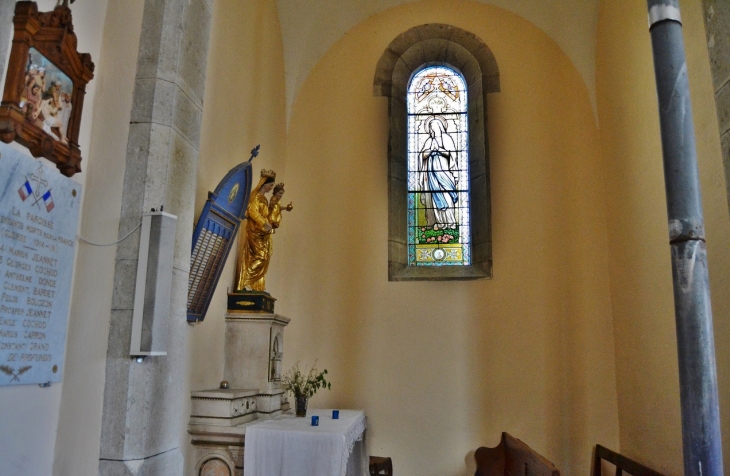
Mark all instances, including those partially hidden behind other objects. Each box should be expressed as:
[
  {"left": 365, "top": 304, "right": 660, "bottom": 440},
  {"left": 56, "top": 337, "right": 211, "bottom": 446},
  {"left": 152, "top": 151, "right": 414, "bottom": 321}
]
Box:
[{"left": 0, "top": 143, "right": 81, "bottom": 386}]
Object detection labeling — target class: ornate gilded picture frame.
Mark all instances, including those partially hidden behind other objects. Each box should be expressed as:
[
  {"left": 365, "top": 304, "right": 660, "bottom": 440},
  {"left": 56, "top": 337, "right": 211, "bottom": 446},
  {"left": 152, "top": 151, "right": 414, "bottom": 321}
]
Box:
[{"left": 0, "top": 2, "right": 94, "bottom": 177}]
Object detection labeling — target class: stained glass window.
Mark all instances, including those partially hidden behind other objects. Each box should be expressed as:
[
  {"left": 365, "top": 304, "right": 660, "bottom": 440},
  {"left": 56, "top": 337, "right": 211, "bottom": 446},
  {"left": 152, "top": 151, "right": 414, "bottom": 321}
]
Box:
[{"left": 407, "top": 66, "right": 470, "bottom": 266}]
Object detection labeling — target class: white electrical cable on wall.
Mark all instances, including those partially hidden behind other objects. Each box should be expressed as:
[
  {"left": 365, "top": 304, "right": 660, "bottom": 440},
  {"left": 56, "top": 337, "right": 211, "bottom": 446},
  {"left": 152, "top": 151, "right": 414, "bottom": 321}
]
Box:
[{"left": 77, "top": 222, "right": 142, "bottom": 247}]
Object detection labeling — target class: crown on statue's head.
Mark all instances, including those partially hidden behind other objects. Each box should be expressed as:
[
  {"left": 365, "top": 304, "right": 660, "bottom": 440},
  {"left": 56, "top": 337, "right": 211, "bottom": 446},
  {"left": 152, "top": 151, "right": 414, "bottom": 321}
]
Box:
[
  {"left": 260, "top": 169, "right": 276, "bottom": 180},
  {"left": 273, "top": 183, "right": 285, "bottom": 194}
]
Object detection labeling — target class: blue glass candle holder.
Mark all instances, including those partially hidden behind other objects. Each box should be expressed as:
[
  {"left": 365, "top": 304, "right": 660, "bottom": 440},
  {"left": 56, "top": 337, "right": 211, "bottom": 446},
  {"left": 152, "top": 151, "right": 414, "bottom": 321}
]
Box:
[
  {"left": 332, "top": 410, "right": 340, "bottom": 419},
  {"left": 311, "top": 415, "right": 319, "bottom": 426}
]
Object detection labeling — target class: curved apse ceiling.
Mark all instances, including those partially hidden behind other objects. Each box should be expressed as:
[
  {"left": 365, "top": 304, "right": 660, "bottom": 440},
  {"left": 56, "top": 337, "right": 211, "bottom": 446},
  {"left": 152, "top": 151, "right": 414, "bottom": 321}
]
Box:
[{"left": 276, "top": 0, "right": 600, "bottom": 122}]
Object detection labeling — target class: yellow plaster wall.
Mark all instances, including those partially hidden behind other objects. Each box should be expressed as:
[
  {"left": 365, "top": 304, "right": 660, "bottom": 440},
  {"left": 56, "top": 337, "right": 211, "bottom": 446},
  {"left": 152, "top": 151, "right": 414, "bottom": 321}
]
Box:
[
  {"left": 185, "top": 0, "right": 288, "bottom": 469},
  {"left": 19, "top": 0, "right": 727, "bottom": 473},
  {"left": 5, "top": 0, "right": 720, "bottom": 474},
  {"left": 596, "top": 0, "right": 730, "bottom": 473},
  {"left": 271, "top": 1, "right": 620, "bottom": 474}
]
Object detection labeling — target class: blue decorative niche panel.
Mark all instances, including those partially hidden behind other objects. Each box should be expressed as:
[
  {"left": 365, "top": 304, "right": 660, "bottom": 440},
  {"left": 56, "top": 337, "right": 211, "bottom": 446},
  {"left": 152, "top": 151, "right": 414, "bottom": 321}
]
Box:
[{"left": 187, "top": 147, "right": 257, "bottom": 322}]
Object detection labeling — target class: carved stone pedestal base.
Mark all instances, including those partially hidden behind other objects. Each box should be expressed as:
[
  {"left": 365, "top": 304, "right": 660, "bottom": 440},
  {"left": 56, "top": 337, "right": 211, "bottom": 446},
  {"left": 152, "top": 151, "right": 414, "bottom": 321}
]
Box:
[
  {"left": 189, "top": 388, "right": 290, "bottom": 476},
  {"left": 188, "top": 311, "right": 291, "bottom": 475}
]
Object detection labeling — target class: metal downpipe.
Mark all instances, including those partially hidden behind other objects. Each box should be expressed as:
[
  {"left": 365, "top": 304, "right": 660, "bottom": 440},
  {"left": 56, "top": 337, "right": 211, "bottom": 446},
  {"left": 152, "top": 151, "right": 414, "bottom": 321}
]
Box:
[{"left": 646, "top": 1, "right": 723, "bottom": 475}]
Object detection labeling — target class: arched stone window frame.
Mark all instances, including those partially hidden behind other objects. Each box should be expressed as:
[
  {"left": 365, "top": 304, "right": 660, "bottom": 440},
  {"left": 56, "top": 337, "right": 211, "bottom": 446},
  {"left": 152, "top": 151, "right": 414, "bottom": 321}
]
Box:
[{"left": 374, "top": 24, "right": 500, "bottom": 281}]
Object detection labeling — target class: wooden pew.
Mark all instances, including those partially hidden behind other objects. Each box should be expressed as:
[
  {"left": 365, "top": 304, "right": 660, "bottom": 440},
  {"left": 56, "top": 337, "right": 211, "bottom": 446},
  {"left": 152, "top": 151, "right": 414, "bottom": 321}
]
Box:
[
  {"left": 475, "top": 432, "right": 560, "bottom": 476},
  {"left": 592, "top": 445, "right": 666, "bottom": 476}
]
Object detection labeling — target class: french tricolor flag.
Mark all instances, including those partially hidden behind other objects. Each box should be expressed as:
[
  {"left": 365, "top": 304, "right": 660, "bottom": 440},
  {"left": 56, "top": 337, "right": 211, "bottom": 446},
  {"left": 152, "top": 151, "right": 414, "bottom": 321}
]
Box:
[
  {"left": 42, "top": 190, "right": 54, "bottom": 212},
  {"left": 18, "top": 180, "right": 32, "bottom": 201}
]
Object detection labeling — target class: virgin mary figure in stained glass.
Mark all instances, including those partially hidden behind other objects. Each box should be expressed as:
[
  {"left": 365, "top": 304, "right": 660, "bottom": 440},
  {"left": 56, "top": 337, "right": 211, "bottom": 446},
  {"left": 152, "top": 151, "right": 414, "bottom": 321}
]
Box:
[{"left": 419, "top": 116, "right": 459, "bottom": 230}]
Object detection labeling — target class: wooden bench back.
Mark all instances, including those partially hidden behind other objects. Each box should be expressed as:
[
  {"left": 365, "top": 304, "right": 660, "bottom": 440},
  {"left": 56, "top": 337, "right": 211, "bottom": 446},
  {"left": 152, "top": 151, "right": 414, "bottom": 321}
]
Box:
[
  {"left": 592, "top": 445, "right": 666, "bottom": 476},
  {"left": 475, "top": 433, "right": 560, "bottom": 476}
]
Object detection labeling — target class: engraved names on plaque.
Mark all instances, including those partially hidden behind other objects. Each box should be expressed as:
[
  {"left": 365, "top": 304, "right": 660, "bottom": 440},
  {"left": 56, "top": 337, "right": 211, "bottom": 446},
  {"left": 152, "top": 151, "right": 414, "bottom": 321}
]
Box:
[
  {"left": 0, "top": 143, "right": 82, "bottom": 386},
  {"left": 187, "top": 220, "right": 230, "bottom": 315}
]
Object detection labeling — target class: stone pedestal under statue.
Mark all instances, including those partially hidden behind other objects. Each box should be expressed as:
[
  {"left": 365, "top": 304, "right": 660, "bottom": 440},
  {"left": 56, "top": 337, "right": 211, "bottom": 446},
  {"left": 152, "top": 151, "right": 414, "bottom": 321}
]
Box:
[
  {"left": 188, "top": 307, "right": 290, "bottom": 476},
  {"left": 223, "top": 310, "right": 288, "bottom": 393}
]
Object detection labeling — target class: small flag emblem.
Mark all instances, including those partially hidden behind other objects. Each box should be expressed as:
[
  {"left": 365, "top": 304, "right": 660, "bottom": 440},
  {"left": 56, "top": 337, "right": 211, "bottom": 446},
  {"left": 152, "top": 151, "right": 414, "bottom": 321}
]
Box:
[
  {"left": 18, "top": 181, "right": 33, "bottom": 201},
  {"left": 42, "top": 190, "right": 54, "bottom": 212}
]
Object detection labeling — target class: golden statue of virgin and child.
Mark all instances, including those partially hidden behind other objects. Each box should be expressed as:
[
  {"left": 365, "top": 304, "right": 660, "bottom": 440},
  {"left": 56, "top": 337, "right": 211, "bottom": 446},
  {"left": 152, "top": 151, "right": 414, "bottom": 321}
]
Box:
[{"left": 234, "top": 169, "right": 293, "bottom": 293}]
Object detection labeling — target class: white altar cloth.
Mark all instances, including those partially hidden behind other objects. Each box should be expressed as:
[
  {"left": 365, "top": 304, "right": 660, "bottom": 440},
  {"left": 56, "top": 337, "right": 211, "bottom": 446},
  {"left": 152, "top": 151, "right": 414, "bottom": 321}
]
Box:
[{"left": 244, "top": 409, "right": 368, "bottom": 476}]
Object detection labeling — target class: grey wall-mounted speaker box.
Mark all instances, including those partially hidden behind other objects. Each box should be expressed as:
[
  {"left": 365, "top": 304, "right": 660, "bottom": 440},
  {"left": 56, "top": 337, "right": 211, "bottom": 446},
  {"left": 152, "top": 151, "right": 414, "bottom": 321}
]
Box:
[{"left": 130, "top": 211, "right": 178, "bottom": 356}]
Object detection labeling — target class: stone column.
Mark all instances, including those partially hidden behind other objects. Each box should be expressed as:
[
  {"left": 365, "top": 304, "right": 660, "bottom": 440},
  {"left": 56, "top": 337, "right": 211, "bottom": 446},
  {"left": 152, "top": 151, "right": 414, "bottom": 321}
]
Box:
[
  {"left": 0, "top": 2, "right": 16, "bottom": 80},
  {"left": 98, "top": 0, "right": 213, "bottom": 474},
  {"left": 703, "top": 1, "right": 730, "bottom": 207}
]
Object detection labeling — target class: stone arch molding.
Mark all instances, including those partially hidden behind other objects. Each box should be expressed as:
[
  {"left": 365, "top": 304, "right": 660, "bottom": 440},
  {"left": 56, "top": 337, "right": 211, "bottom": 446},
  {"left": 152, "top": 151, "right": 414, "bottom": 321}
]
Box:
[
  {"left": 373, "top": 23, "right": 500, "bottom": 98},
  {"left": 375, "top": 24, "right": 499, "bottom": 280}
]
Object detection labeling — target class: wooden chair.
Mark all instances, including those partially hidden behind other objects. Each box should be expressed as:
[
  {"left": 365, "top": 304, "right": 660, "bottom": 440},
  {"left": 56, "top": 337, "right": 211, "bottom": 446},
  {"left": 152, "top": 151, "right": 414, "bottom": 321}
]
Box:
[
  {"left": 369, "top": 455, "right": 393, "bottom": 475},
  {"left": 592, "top": 445, "right": 666, "bottom": 476},
  {"left": 475, "top": 432, "right": 560, "bottom": 476}
]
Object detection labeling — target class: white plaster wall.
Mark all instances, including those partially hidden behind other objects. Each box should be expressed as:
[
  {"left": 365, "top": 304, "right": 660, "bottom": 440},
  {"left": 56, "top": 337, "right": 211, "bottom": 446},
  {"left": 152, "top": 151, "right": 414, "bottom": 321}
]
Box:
[
  {"left": 0, "top": 1, "right": 130, "bottom": 475},
  {"left": 53, "top": 0, "right": 145, "bottom": 474}
]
